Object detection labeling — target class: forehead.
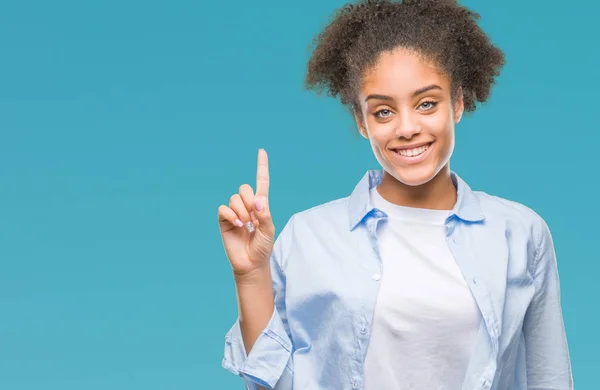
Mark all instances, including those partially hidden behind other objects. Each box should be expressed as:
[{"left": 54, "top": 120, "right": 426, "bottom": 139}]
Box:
[{"left": 360, "top": 48, "right": 450, "bottom": 95}]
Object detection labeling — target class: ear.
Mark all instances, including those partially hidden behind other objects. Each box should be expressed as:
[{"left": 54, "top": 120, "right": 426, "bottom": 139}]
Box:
[
  {"left": 353, "top": 109, "right": 369, "bottom": 139},
  {"left": 454, "top": 87, "right": 464, "bottom": 124}
]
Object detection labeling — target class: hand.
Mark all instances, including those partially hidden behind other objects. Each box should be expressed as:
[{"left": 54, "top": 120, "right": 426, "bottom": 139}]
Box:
[{"left": 218, "top": 149, "right": 276, "bottom": 278}]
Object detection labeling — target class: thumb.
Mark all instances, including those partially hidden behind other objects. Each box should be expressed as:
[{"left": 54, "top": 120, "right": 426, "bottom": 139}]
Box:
[{"left": 254, "top": 195, "right": 274, "bottom": 236}]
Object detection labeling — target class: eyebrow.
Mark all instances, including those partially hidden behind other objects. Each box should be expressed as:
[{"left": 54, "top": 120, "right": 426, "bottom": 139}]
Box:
[{"left": 364, "top": 84, "right": 443, "bottom": 102}]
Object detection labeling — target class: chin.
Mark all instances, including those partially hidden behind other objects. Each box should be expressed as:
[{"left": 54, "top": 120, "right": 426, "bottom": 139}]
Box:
[{"left": 386, "top": 164, "right": 441, "bottom": 187}]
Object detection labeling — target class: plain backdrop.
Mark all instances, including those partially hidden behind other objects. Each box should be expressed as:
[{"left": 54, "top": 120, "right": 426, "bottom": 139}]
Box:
[{"left": 0, "top": 0, "right": 598, "bottom": 388}]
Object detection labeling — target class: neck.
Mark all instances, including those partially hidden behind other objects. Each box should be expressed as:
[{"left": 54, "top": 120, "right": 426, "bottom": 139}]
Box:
[{"left": 376, "top": 164, "right": 457, "bottom": 210}]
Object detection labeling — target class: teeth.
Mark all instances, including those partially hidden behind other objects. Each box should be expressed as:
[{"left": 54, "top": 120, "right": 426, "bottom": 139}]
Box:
[{"left": 397, "top": 144, "right": 429, "bottom": 157}]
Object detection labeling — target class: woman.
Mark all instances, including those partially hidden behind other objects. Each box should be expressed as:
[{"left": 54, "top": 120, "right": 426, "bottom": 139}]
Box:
[{"left": 218, "top": 1, "right": 572, "bottom": 389}]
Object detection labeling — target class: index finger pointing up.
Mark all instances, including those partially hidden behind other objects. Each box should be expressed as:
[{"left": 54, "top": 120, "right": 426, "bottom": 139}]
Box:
[{"left": 256, "top": 148, "right": 269, "bottom": 198}]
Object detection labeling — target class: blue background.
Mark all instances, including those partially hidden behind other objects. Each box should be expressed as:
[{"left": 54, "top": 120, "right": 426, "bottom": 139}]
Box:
[{"left": 1, "top": 0, "right": 597, "bottom": 388}]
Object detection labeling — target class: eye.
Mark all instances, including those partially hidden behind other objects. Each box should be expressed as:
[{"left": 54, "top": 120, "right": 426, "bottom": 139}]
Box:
[
  {"left": 418, "top": 100, "right": 438, "bottom": 111},
  {"left": 374, "top": 109, "right": 394, "bottom": 119}
]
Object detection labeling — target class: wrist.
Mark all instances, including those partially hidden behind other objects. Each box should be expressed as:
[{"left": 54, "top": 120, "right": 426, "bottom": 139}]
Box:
[{"left": 233, "top": 265, "right": 271, "bottom": 287}]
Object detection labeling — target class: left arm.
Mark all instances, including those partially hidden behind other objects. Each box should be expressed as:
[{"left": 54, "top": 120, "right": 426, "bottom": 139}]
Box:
[{"left": 523, "top": 217, "right": 573, "bottom": 389}]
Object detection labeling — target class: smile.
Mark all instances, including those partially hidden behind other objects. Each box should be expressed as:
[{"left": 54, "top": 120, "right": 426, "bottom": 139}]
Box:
[
  {"left": 393, "top": 143, "right": 431, "bottom": 157},
  {"left": 389, "top": 142, "right": 434, "bottom": 165}
]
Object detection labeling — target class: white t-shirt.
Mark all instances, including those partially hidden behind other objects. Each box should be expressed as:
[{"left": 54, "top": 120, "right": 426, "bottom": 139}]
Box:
[{"left": 363, "top": 186, "right": 482, "bottom": 390}]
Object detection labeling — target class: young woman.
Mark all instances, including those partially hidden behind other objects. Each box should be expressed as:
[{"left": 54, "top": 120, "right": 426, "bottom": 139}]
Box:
[{"left": 217, "top": 1, "right": 573, "bottom": 389}]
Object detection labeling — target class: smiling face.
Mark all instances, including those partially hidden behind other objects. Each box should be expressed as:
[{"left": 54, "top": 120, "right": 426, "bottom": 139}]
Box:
[{"left": 355, "top": 48, "right": 464, "bottom": 188}]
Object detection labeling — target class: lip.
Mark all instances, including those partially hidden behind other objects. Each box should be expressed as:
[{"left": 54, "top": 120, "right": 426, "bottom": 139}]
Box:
[
  {"left": 389, "top": 142, "right": 434, "bottom": 165},
  {"left": 390, "top": 141, "right": 433, "bottom": 151}
]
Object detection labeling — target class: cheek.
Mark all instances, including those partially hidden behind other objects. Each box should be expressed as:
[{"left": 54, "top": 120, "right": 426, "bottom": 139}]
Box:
[
  {"left": 422, "top": 115, "right": 454, "bottom": 139},
  {"left": 372, "top": 132, "right": 389, "bottom": 147},
  {"left": 422, "top": 113, "right": 445, "bottom": 128},
  {"left": 366, "top": 122, "right": 395, "bottom": 144}
]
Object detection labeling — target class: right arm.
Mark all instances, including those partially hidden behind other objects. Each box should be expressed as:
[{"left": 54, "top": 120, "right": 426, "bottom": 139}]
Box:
[
  {"left": 223, "top": 244, "right": 293, "bottom": 390},
  {"left": 218, "top": 149, "right": 294, "bottom": 389},
  {"left": 234, "top": 267, "right": 275, "bottom": 356}
]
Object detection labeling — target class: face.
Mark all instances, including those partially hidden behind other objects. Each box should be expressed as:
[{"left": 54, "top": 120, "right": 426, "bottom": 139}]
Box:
[{"left": 355, "top": 48, "right": 464, "bottom": 187}]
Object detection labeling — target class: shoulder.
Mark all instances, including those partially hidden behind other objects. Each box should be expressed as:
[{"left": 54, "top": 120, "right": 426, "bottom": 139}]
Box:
[
  {"left": 280, "top": 195, "right": 351, "bottom": 238},
  {"left": 475, "top": 190, "right": 539, "bottom": 220},
  {"left": 292, "top": 196, "right": 350, "bottom": 224},
  {"left": 472, "top": 190, "right": 552, "bottom": 257},
  {"left": 272, "top": 195, "right": 352, "bottom": 267}
]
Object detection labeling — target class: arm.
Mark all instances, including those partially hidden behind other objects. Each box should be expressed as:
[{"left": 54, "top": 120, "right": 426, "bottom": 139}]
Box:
[
  {"left": 523, "top": 217, "right": 573, "bottom": 389},
  {"left": 219, "top": 150, "right": 293, "bottom": 389},
  {"left": 222, "top": 219, "right": 295, "bottom": 390},
  {"left": 235, "top": 267, "right": 275, "bottom": 356}
]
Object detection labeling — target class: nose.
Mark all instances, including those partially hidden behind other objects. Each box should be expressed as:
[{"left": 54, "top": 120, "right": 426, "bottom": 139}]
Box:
[{"left": 395, "top": 112, "right": 422, "bottom": 139}]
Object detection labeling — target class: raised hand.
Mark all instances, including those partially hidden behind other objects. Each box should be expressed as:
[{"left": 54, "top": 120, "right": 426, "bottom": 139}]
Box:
[{"left": 218, "top": 149, "right": 276, "bottom": 277}]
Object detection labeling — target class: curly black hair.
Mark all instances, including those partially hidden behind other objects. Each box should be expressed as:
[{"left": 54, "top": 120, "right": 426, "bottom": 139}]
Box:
[{"left": 304, "top": 0, "right": 505, "bottom": 118}]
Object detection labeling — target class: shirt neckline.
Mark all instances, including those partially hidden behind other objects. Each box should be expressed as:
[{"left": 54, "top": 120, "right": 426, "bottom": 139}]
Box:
[{"left": 370, "top": 186, "right": 451, "bottom": 225}]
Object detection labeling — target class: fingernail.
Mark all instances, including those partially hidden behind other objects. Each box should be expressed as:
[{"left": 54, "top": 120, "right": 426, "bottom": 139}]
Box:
[
  {"left": 255, "top": 199, "right": 263, "bottom": 211},
  {"left": 235, "top": 219, "right": 243, "bottom": 227}
]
